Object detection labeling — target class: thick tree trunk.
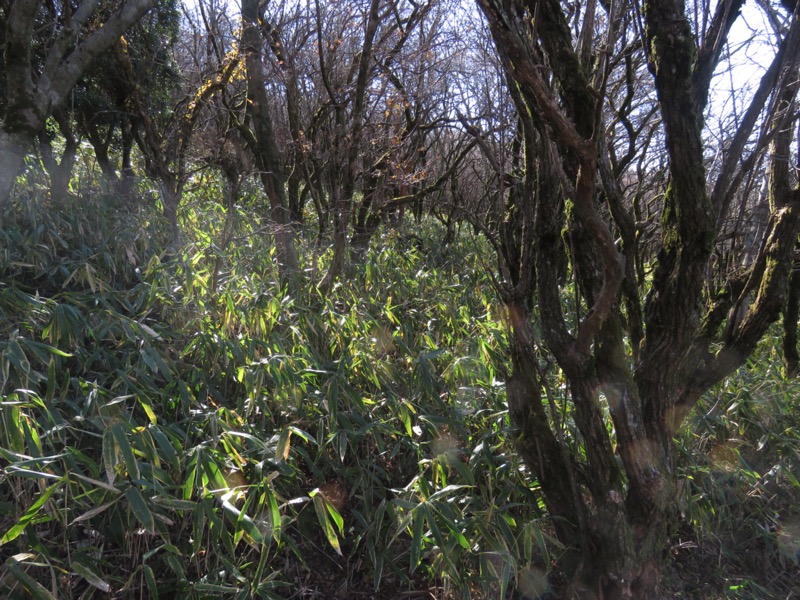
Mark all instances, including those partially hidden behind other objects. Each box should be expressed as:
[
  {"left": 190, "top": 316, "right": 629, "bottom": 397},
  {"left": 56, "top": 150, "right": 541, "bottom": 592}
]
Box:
[
  {"left": 506, "top": 305, "right": 677, "bottom": 599},
  {"left": 1, "top": 0, "right": 157, "bottom": 214},
  {"left": 505, "top": 311, "right": 584, "bottom": 568},
  {"left": 351, "top": 175, "right": 382, "bottom": 259},
  {"left": 158, "top": 177, "right": 182, "bottom": 240}
]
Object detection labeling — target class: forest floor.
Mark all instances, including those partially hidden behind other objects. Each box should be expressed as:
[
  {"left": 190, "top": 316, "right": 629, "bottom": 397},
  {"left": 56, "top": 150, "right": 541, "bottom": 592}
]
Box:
[{"left": 268, "top": 529, "right": 800, "bottom": 599}]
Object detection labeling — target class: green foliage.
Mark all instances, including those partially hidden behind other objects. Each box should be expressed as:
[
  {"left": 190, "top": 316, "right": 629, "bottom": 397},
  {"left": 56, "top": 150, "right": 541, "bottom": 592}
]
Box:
[
  {"left": 2, "top": 182, "right": 799, "bottom": 598},
  {"left": 675, "top": 334, "right": 800, "bottom": 598},
  {"left": 0, "top": 188, "right": 546, "bottom": 599}
]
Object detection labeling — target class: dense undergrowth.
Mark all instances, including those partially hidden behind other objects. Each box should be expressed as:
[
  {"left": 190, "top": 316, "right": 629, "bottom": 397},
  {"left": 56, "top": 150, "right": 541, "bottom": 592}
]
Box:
[{"left": 0, "top": 188, "right": 799, "bottom": 599}]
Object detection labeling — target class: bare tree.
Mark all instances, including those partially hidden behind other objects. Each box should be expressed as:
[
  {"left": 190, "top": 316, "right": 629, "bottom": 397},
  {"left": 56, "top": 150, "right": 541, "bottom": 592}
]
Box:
[
  {"left": 472, "top": 0, "right": 800, "bottom": 595},
  {"left": 239, "top": 0, "right": 299, "bottom": 274}
]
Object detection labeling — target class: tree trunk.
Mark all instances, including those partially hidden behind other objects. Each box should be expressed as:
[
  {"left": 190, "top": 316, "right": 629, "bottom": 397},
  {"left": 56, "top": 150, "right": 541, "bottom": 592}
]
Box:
[
  {"left": 505, "top": 301, "right": 678, "bottom": 598},
  {"left": 320, "top": 193, "right": 349, "bottom": 294},
  {"left": 158, "top": 177, "right": 182, "bottom": 240},
  {"left": 241, "top": 0, "right": 299, "bottom": 276},
  {"left": 39, "top": 110, "right": 77, "bottom": 202}
]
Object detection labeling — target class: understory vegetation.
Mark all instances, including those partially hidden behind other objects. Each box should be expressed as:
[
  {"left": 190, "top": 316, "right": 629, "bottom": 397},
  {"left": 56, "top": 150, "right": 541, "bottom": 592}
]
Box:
[{"left": 1, "top": 187, "right": 798, "bottom": 599}]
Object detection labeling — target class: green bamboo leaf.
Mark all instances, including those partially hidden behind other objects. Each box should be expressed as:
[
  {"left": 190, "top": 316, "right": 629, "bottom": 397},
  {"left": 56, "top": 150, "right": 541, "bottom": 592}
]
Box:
[
  {"left": 71, "top": 472, "right": 122, "bottom": 494},
  {"left": 1, "top": 475, "right": 66, "bottom": 545},
  {"left": 182, "top": 461, "right": 197, "bottom": 501},
  {"left": 312, "top": 492, "right": 342, "bottom": 555},
  {"left": 5, "top": 564, "right": 56, "bottom": 600},
  {"left": 372, "top": 552, "right": 383, "bottom": 591},
  {"left": 148, "top": 425, "right": 179, "bottom": 471},
  {"left": 530, "top": 522, "right": 551, "bottom": 565},
  {"left": 111, "top": 422, "right": 140, "bottom": 481},
  {"left": 143, "top": 564, "right": 159, "bottom": 600},
  {"left": 443, "top": 518, "right": 469, "bottom": 550},
  {"left": 1, "top": 404, "right": 24, "bottom": 452},
  {"left": 21, "top": 418, "right": 42, "bottom": 458},
  {"left": 4, "top": 467, "right": 63, "bottom": 481},
  {"left": 140, "top": 347, "right": 160, "bottom": 375},
  {"left": 286, "top": 425, "right": 313, "bottom": 442},
  {"left": 72, "top": 558, "right": 111, "bottom": 592},
  {"left": 165, "top": 553, "right": 187, "bottom": 581},
  {"left": 126, "top": 486, "right": 155, "bottom": 532},
  {"left": 138, "top": 398, "right": 157, "bottom": 424},
  {"left": 45, "top": 358, "right": 57, "bottom": 401},
  {"left": 70, "top": 499, "right": 120, "bottom": 525},
  {"left": 409, "top": 508, "right": 426, "bottom": 570},
  {"left": 102, "top": 428, "right": 119, "bottom": 485},
  {"left": 201, "top": 454, "right": 228, "bottom": 493},
  {"left": 426, "top": 484, "right": 470, "bottom": 503},
  {"left": 275, "top": 428, "right": 292, "bottom": 462},
  {"left": 325, "top": 498, "right": 344, "bottom": 534},
  {"left": 150, "top": 496, "right": 196, "bottom": 511},
  {"left": 193, "top": 582, "right": 241, "bottom": 593},
  {"left": 220, "top": 498, "right": 265, "bottom": 545},
  {"left": 137, "top": 322, "right": 161, "bottom": 340},
  {"left": 400, "top": 407, "right": 412, "bottom": 437},
  {"left": 268, "top": 490, "right": 281, "bottom": 543}
]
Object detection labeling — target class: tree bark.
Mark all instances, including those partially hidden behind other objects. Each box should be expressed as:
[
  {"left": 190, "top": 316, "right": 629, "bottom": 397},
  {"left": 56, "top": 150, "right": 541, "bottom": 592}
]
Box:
[
  {"left": 474, "top": 0, "right": 800, "bottom": 596},
  {"left": 241, "top": 0, "right": 299, "bottom": 275}
]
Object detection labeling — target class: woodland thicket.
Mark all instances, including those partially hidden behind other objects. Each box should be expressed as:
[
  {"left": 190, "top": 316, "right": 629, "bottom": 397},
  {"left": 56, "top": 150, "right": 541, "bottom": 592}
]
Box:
[{"left": 1, "top": 0, "right": 800, "bottom": 598}]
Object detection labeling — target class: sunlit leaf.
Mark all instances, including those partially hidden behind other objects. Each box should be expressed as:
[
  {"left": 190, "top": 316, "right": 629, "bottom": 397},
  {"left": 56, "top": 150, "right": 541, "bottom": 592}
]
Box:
[
  {"left": 4, "top": 564, "right": 56, "bottom": 600},
  {"left": 111, "top": 422, "right": 140, "bottom": 481},
  {"left": 311, "top": 492, "right": 342, "bottom": 555},
  {"left": 275, "top": 428, "right": 292, "bottom": 461},
  {"left": 1, "top": 475, "right": 66, "bottom": 545},
  {"left": 220, "top": 498, "right": 265, "bottom": 545},
  {"left": 72, "top": 558, "right": 112, "bottom": 592}
]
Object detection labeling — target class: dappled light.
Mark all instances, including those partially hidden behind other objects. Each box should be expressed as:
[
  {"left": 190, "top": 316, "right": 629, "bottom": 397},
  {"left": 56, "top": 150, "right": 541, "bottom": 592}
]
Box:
[
  {"left": 2, "top": 0, "right": 800, "bottom": 597},
  {"left": 517, "top": 564, "right": 551, "bottom": 599}
]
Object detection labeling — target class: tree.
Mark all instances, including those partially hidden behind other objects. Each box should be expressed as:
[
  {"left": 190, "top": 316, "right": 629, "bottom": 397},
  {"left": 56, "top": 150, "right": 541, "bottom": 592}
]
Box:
[
  {"left": 0, "top": 0, "right": 157, "bottom": 220},
  {"left": 241, "top": 0, "right": 299, "bottom": 273},
  {"left": 473, "top": 0, "right": 800, "bottom": 595}
]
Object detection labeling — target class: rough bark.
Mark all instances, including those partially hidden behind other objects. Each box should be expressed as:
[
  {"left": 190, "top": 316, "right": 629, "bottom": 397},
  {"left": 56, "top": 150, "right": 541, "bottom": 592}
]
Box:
[
  {"left": 475, "top": 0, "right": 800, "bottom": 596},
  {"left": 318, "top": 0, "right": 382, "bottom": 292},
  {"left": 0, "top": 131, "right": 31, "bottom": 214},
  {"left": 241, "top": 0, "right": 299, "bottom": 275},
  {"left": 263, "top": 16, "right": 307, "bottom": 225}
]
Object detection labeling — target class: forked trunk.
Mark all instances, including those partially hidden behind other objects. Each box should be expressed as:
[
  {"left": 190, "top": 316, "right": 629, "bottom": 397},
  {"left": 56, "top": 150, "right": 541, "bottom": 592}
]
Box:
[{"left": 506, "top": 310, "right": 677, "bottom": 599}]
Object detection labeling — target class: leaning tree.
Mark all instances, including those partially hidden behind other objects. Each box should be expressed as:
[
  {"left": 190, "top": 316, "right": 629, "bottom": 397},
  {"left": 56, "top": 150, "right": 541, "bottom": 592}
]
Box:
[{"left": 472, "top": 0, "right": 800, "bottom": 596}]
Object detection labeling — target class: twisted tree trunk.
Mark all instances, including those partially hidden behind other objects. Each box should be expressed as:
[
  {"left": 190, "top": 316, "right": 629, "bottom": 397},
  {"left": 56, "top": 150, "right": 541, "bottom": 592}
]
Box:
[{"left": 475, "top": 0, "right": 800, "bottom": 595}]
